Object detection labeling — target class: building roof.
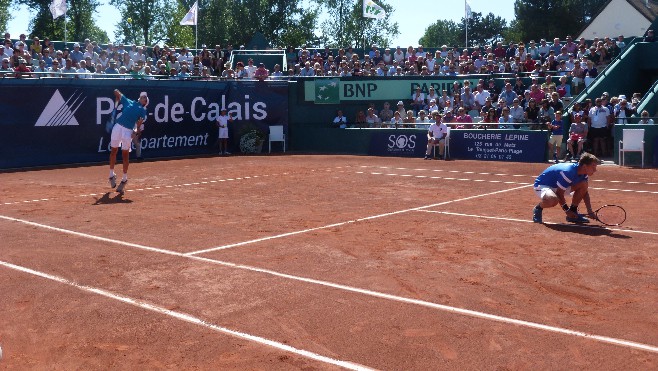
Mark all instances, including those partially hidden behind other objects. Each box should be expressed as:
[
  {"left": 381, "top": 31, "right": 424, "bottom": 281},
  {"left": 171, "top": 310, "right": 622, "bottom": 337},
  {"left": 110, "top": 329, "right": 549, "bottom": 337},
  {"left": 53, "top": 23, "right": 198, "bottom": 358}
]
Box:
[{"left": 626, "top": 0, "right": 658, "bottom": 21}]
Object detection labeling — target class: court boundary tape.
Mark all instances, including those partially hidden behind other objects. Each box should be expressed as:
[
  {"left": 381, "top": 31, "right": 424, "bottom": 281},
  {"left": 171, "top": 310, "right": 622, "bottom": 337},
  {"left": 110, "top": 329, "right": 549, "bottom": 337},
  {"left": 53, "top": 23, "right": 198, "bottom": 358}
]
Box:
[{"left": 0, "top": 260, "right": 373, "bottom": 371}]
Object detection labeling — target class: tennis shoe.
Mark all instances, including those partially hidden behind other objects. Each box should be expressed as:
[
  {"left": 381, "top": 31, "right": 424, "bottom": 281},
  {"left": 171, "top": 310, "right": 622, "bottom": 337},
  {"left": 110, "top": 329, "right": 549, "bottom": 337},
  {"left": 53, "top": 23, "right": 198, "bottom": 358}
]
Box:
[
  {"left": 116, "top": 179, "right": 128, "bottom": 195},
  {"left": 424, "top": 155, "right": 431, "bottom": 160},
  {"left": 566, "top": 214, "right": 590, "bottom": 223},
  {"left": 532, "top": 205, "right": 543, "bottom": 223},
  {"left": 109, "top": 175, "right": 117, "bottom": 189}
]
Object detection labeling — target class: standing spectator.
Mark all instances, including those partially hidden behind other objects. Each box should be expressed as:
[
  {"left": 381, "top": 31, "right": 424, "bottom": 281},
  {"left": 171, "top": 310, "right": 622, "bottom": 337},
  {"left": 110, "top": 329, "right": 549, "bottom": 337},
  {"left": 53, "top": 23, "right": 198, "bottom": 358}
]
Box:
[
  {"left": 638, "top": 110, "right": 654, "bottom": 125},
  {"left": 216, "top": 108, "right": 233, "bottom": 155},
  {"left": 588, "top": 97, "right": 611, "bottom": 157},
  {"left": 547, "top": 111, "right": 565, "bottom": 163}
]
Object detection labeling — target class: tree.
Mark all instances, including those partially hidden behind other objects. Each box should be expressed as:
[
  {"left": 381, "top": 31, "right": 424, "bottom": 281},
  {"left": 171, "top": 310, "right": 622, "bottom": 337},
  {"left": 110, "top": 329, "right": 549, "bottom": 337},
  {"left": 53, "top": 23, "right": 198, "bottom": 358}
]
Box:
[
  {"left": 0, "top": 0, "right": 10, "bottom": 34},
  {"left": 419, "top": 20, "right": 461, "bottom": 48},
  {"left": 18, "top": 0, "right": 108, "bottom": 42},
  {"left": 110, "top": 0, "right": 182, "bottom": 46},
  {"left": 459, "top": 12, "right": 508, "bottom": 47},
  {"left": 319, "top": 0, "right": 399, "bottom": 48},
  {"left": 513, "top": 0, "right": 608, "bottom": 42}
]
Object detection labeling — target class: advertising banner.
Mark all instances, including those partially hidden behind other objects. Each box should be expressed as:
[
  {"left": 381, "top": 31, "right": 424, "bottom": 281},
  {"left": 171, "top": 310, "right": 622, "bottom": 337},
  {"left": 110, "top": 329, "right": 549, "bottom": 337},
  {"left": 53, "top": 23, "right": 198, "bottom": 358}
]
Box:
[
  {"left": 368, "top": 130, "right": 428, "bottom": 157},
  {"left": 0, "top": 79, "right": 288, "bottom": 169},
  {"left": 449, "top": 129, "right": 548, "bottom": 162}
]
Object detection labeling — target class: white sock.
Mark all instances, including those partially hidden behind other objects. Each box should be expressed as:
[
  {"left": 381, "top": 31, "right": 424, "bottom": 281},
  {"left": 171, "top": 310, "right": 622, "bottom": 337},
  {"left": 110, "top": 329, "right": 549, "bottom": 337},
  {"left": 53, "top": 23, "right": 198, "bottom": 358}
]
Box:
[
  {"left": 109, "top": 170, "right": 115, "bottom": 177},
  {"left": 122, "top": 174, "right": 128, "bottom": 182}
]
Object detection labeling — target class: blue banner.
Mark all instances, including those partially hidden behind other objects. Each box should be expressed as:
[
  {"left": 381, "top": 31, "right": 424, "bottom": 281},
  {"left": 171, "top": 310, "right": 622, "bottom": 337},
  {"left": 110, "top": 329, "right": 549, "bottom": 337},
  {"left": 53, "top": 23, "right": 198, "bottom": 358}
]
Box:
[
  {"left": 0, "top": 79, "right": 288, "bottom": 169},
  {"left": 449, "top": 129, "right": 548, "bottom": 162},
  {"left": 368, "top": 130, "right": 428, "bottom": 157}
]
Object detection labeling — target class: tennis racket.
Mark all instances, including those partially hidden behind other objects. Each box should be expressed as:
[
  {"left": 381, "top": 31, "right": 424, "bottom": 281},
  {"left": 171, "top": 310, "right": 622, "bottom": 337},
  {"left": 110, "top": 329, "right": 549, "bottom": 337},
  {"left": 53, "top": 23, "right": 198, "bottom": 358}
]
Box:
[{"left": 593, "top": 205, "right": 626, "bottom": 226}]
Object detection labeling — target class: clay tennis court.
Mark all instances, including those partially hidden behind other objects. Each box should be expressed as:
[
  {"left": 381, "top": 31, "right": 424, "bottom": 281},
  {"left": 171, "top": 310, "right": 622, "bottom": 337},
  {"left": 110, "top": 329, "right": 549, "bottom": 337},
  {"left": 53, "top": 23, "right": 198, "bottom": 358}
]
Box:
[{"left": 1, "top": 155, "right": 657, "bottom": 369}]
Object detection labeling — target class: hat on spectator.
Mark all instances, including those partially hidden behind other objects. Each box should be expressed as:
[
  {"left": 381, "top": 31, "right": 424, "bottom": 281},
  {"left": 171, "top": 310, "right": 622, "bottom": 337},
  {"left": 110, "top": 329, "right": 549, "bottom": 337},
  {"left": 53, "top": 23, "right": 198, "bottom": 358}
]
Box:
[
  {"left": 109, "top": 59, "right": 116, "bottom": 64},
  {"left": 73, "top": 43, "right": 80, "bottom": 48},
  {"left": 618, "top": 94, "right": 627, "bottom": 100},
  {"left": 574, "top": 113, "right": 582, "bottom": 119},
  {"left": 397, "top": 101, "right": 404, "bottom": 106},
  {"left": 18, "top": 58, "right": 26, "bottom": 64}
]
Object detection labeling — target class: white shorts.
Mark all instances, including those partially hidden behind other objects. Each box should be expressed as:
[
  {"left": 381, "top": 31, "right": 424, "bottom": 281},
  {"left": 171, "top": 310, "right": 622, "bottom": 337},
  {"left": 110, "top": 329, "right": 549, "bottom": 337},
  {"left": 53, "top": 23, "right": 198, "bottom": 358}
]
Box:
[
  {"left": 111, "top": 124, "right": 134, "bottom": 151},
  {"left": 534, "top": 185, "right": 572, "bottom": 199},
  {"left": 218, "top": 127, "right": 229, "bottom": 139},
  {"left": 548, "top": 134, "right": 563, "bottom": 146}
]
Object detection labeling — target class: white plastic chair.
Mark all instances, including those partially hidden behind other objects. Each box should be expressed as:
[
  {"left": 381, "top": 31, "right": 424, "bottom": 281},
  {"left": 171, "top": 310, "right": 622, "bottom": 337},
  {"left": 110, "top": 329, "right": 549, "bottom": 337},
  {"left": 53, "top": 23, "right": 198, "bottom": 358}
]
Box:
[
  {"left": 618, "top": 129, "right": 645, "bottom": 167},
  {"left": 269, "top": 125, "right": 286, "bottom": 153},
  {"left": 432, "top": 127, "right": 451, "bottom": 160}
]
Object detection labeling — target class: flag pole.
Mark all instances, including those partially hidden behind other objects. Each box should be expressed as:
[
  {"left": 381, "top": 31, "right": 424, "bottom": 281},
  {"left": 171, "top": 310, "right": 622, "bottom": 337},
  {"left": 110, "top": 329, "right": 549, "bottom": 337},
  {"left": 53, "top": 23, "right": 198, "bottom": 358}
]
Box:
[
  {"left": 195, "top": 2, "right": 198, "bottom": 55},
  {"left": 464, "top": 0, "right": 468, "bottom": 48}
]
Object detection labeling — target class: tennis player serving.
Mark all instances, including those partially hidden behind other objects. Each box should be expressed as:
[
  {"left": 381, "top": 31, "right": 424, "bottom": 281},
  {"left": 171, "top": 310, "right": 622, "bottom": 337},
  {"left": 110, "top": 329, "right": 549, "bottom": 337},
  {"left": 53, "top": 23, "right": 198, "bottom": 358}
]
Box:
[
  {"left": 108, "top": 89, "right": 148, "bottom": 194},
  {"left": 532, "top": 152, "right": 599, "bottom": 224}
]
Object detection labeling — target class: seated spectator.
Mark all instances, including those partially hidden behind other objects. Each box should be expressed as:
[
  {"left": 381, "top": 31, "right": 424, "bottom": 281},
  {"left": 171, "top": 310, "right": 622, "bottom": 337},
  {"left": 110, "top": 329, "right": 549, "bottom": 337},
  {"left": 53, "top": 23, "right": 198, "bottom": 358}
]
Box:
[
  {"left": 567, "top": 113, "right": 588, "bottom": 160},
  {"left": 61, "top": 58, "right": 77, "bottom": 78},
  {"left": 644, "top": 29, "right": 655, "bottom": 42},
  {"left": 411, "top": 86, "right": 425, "bottom": 113},
  {"left": 455, "top": 107, "right": 473, "bottom": 129},
  {"left": 480, "top": 108, "right": 498, "bottom": 129},
  {"left": 498, "top": 107, "right": 515, "bottom": 129},
  {"left": 416, "top": 110, "right": 431, "bottom": 130},
  {"left": 403, "top": 110, "right": 416, "bottom": 128},
  {"left": 556, "top": 75, "right": 571, "bottom": 97},
  {"left": 14, "top": 57, "right": 32, "bottom": 78},
  {"left": 427, "top": 99, "right": 440, "bottom": 114},
  {"left": 474, "top": 84, "right": 490, "bottom": 111},
  {"left": 513, "top": 77, "right": 526, "bottom": 97},
  {"left": 332, "top": 109, "right": 348, "bottom": 128},
  {"left": 499, "top": 83, "right": 517, "bottom": 106},
  {"left": 424, "top": 113, "right": 448, "bottom": 160},
  {"left": 539, "top": 98, "right": 556, "bottom": 124},
  {"left": 614, "top": 97, "right": 636, "bottom": 125},
  {"left": 525, "top": 98, "right": 540, "bottom": 124},
  {"left": 354, "top": 110, "right": 367, "bottom": 128},
  {"left": 638, "top": 110, "right": 654, "bottom": 124},
  {"left": 254, "top": 63, "right": 269, "bottom": 81},
  {"left": 395, "top": 101, "right": 406, "bottom": 117},
  {"left": 389, "top": 111, "right": 404, "bottom": 128},
  {"left": 76, "top": 60, "right": 92, "bottom": 79},
  {"left": 379, "top": 102, "right": 394, "bottom": 122},
  {"left": 461, "top": 86, "right": 476, "bottom": 111},
  {"left": 438, "top": 90, "right": 453, "bottom": 110},
  {"left": 479, "top": 97, "right": 495, "bottom": 117},
  {"left": 365, "top": 107, "right": 381, "bottom": 128}
]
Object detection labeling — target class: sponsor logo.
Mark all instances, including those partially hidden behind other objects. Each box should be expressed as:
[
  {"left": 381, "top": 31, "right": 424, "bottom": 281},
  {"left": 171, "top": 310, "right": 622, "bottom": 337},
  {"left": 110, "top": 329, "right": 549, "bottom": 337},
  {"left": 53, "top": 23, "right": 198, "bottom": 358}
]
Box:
[
  {"left": 35, "top": 89, "right": 85, "bottom": 127},
  {"left": 387, "top": 134, "right": 417, "bottom": 153}
]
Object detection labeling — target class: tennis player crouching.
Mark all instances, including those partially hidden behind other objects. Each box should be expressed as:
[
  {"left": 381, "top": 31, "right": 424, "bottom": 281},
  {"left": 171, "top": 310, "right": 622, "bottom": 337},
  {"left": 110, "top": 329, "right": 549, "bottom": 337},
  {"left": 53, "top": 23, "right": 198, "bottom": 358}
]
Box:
[
  {"left": 532, "top": 152, "right": 599, "bottom": 224},
  {"left": 108, "top": 89, "right": 148, "bottom": 194}
]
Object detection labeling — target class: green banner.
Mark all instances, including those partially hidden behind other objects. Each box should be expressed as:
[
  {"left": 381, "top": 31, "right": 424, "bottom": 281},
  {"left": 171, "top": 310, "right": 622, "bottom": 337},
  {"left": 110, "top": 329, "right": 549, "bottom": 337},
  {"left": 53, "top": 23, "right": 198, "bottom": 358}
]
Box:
[
  {"left": 305, "top": 77, "right": 481, "bottom": 102},
  {"left": 314, "top": 78, "right": 340, "bottom": 104}
]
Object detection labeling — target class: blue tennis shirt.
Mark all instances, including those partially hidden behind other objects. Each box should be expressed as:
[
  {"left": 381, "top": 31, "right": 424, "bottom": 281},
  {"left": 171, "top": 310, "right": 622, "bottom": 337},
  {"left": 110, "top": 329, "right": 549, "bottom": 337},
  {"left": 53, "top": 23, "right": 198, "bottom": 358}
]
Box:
[
  {"left": 534, "top": 162, "right": 588, "bottom": 190},
  {"left": 116, "top": 95, "right": 147, "bottom": 130}
]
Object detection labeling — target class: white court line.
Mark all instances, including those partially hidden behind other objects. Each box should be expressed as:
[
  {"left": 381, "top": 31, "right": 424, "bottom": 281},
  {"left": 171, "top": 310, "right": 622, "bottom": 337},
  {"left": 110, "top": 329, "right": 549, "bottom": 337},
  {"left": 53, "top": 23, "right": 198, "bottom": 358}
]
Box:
[
  {"left": 363, "top": 165, "right": 658, "bottom": 187},
  {"left": 2, "top": 212, "right": 658, "bottom": 355},
  {"left": 186, "top": 184, "right": 532, "bottom": 255},
  {"left": 0, "top": 260, "right": 372, "bottom": 371},
  {"left": 358, "top": 171, "right": 658, "bottom": 194},
  {"left": 417, "top": 210, "right": 658, "bottom": 236}
]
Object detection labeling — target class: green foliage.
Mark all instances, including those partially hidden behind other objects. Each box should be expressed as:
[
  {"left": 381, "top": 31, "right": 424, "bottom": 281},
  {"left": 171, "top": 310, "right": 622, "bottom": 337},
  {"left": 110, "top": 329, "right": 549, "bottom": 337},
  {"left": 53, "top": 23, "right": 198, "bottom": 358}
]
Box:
[
  {"left": 319, "top": 0, "right": 399, "bottom": 48},
  {"left": 0, "top": 0, "right": 10, "bottom": 33},
  {"left": 419, "top": 20, "right": 460, "bottom": 48},
  {"left": 111, "top": 0, "right": 182, "bottom": 45},
  {"left": 460, "top": 12, "right": 508, "bottom": 47},
  {"left": 513, "top": 0, "right": 608, "bottom": 42}
]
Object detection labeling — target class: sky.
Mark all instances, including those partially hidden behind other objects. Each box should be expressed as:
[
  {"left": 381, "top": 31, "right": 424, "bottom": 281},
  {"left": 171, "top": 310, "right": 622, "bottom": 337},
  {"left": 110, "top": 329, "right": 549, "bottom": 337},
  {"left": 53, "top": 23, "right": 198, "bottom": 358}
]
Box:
[{"left": 7, "top": 0, "right": 516, "bottom": 47}]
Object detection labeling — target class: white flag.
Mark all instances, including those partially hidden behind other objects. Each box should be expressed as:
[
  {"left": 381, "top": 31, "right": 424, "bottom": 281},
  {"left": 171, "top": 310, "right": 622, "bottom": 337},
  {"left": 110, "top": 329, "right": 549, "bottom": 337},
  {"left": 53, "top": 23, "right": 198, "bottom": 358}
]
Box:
[
  {"left": 180, "top": 1, "right": 198, "bottom": 26},
  {"left": 363, "top": 0, "right": 386, "bottom": 19},
  {"left": 49, "top": 0, "right": 67, "bottom": 19},
  {"left": 465, "top": 0, "right": 472, "bottom": 19}
]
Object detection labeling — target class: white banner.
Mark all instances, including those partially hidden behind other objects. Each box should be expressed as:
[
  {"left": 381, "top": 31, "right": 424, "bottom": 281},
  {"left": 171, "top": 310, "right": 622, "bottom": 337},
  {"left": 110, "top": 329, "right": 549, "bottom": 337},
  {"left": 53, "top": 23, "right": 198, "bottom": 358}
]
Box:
[{"left": 363, "top": 0, "right": 386, "bottom": 19}]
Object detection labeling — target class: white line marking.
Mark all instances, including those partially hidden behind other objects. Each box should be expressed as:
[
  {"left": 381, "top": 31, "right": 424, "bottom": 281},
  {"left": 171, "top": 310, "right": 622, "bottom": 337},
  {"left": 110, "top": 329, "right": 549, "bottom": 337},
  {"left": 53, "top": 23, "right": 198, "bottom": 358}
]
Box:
[
  {"left": 417, "top": 210, "right": 658, "bottom": 236},
  {"left": 0, "top": 260, "right": 372, "bottom": 371},
  {"left": 2, "top": 212, "right": 658, "bottom": 354},
  {"left": 359, "top": 172, "right": 658, "bottom": 195},
  {"left": 187, "top": 185, "right": 531, "bottom": 255}
]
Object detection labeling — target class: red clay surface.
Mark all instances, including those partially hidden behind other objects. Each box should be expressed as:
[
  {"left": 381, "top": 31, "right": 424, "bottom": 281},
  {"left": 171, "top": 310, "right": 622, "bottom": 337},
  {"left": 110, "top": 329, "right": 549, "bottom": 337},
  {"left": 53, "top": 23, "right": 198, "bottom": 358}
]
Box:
[{"left": 1, "top": 155, "right": 657, "bottom": 370}]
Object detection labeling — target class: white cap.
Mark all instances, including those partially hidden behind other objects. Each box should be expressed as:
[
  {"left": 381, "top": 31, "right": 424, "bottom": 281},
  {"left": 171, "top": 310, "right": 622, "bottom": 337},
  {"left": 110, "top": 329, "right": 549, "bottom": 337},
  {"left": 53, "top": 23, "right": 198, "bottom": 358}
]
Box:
[{"left": 139, "top": 92, "right": 149, "bottom": 106}]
